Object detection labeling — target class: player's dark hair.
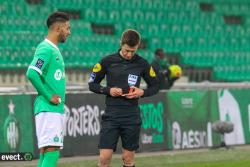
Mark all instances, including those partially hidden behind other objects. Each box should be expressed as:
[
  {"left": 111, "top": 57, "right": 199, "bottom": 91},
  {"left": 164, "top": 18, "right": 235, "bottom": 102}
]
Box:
[
  {"left": 155, "top": 48, "right": 164, "bottom": 56},
  {"left": 121, "top": 29, "right": 141, "bottom": 47},
  {"left": 47, "top": 11, "right": 70, "bottom": 28}
]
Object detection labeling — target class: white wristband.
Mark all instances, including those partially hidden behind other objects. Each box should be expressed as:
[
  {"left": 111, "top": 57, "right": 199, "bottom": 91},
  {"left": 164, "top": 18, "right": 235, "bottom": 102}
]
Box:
[{"left": 58, "top": 98, "right": 62, "bottom": 104}]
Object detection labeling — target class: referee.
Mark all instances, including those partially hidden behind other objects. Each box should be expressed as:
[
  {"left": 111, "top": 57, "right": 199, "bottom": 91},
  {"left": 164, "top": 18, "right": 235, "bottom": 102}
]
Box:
[{"left": 89, "top": 29, "right": 159, "bottom": 167}]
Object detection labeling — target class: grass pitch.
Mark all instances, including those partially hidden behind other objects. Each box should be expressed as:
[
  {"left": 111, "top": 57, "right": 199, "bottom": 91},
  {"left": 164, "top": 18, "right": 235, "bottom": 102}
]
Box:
[
  {"left": 56, "top": 146, "right": 250, "bottom": 167},
  {"left": 4, "top": 146, "right": 250, "bottom": 167}
]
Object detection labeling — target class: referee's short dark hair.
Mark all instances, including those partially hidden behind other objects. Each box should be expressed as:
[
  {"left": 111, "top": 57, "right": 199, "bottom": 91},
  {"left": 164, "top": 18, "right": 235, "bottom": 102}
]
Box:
[
  {"left": 121, "top": 29, "right": 141, "bottom": 47},
  {"left": 47, "top": 11, "right": 70, "bottom": 28}
]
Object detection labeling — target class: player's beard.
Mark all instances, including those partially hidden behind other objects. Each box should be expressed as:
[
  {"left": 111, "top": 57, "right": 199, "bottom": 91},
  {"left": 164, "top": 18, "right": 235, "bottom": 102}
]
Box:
[{"left": 59, "top": 32, "right": 67, "bottom": 43}]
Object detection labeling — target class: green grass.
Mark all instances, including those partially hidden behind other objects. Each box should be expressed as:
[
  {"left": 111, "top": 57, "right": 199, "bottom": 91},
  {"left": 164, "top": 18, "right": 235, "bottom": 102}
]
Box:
[
  {"left": 14, "top": 146, "right": 250, "bottom": 167},
  {"left": 55, "top": 147, "right": 250, "bottom": 167}
]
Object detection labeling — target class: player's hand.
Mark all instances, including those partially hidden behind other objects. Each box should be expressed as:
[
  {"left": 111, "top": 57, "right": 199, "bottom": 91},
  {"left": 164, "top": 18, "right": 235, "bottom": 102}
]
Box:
[
  {"left": 122, "top": 86, "right": 144, "bottom": 99},
  {"left": 110, "top": 87, "right": 123, "bottom": 97},
  {"left": 50, "top": 95, "right": 61, "bottom": 105}
]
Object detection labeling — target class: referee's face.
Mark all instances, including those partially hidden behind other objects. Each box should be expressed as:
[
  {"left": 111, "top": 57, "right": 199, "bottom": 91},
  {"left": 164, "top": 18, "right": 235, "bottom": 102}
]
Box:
[{"left": 120, "top": 44, "right": 139, "bottom": 60}]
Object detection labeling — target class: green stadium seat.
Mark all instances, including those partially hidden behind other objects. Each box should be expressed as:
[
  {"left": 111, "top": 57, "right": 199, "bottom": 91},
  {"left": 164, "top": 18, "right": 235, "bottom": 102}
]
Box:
[
  {"left": 146, "top": 24, "right": 159, "bottom": 37},
  {"left": 142, "top": 0, "right": 153, "bottom": 10},
  {"left": 71, "top": 20, "right": 92, "bottom": 35},
  {"left": 121, "top": 10, "right": 136, "bottom": 22},
  {"left": 149, "top": 38, "right": 163, "bottom": 50},
  {"left": 106, "top": 0, "right": 120, "bottom": 9},
  {"left": 151, "top": 0, "right": 163, "bottom": 10},
  {"left": 109, "top": 10, "right": 120, "bottom": 23},
  {"left": 1, "top": 0, "right": 250, "bottom": 81},
  {"left": 96, "top": 9, "right": 109, "bottom": 22},
  {"left": 84, "top": 9, "right": 95, "bottom": 22}
]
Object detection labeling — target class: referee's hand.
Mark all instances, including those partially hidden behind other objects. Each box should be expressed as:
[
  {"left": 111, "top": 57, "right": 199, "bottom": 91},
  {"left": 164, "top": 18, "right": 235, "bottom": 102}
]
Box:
[
  {"left": 122, "top": 86, "right": 144, "bottom": 99},
  {"left": 110, "top": 87, "right": 123, "bottom": 97}
]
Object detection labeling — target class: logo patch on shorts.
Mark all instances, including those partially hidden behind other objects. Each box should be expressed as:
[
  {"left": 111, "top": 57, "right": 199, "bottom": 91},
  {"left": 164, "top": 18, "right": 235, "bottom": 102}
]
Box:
[
  {"left": 35, "top": 58, "right": 44, "bottom": 69},
  {"left": 53, "top": 136, "right": 59, "bottom": 142}
]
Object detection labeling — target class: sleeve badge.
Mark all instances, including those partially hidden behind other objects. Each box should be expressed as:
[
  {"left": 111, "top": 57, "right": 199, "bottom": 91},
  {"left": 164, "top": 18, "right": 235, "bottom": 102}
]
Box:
[
  {"left": 149, "top": 66, "right": 156, "bottom": 77},
  {"left": 93, "top": 63, "right": 102, "bottom": 72}
]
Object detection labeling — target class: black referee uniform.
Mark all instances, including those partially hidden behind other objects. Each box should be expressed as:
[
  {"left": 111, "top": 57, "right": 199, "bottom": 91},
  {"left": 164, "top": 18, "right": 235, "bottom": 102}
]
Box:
[{"left": 89, "top": 50, "right": 159, "bottom": 151}]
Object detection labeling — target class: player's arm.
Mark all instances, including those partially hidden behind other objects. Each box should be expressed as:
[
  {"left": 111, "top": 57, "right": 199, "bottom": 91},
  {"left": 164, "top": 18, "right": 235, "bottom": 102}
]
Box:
[
  {"left": 141, "top": 63, "right": 159, "bottom": 97},
  {"left": 26, "top": 69, "right": 52, "bottom": 100},
  {"left": 26, "top": 48, "right": 60, "bottom": 104},
  {"left": 88, "top": 59, "right": 111, "bottom": 95}
]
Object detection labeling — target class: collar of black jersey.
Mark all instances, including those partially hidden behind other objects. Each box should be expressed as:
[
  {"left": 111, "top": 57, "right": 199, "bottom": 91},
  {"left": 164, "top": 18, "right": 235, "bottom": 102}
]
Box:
[{"left": 117, "top": 49, "right": 138, "bottom": 62}]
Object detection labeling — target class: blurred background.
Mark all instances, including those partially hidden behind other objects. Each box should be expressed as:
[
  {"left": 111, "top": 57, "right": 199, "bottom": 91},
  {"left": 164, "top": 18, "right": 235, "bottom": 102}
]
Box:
[
  {"left": 1, "top": 0, "right": 250, "bottom": 88},
  {"left": 1, "top": 0, "right": 250, "bottom": 163}
]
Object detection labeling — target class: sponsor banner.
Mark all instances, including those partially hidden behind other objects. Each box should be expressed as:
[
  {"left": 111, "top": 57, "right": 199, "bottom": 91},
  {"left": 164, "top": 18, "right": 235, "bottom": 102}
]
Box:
[
  {"left": 139, "top": 92, "right": 168, "bottom": 151},
  {"left": 0, "top": 95, "right": 34, "bottom": 154},
  {"left": 62, "top": 92, "right": 168, "bottom": 155},
  {"left": 166, "top": 90, "right": 214, "bottom": 150},
  {"left": 61, "top": 93, "right": 105, "bottom": 156},
  {"left": 217, "top": 89, "right": 250, "bottom": 145},
  {"left": 2, "top": 88, "right": 249, "bottom": 157}
]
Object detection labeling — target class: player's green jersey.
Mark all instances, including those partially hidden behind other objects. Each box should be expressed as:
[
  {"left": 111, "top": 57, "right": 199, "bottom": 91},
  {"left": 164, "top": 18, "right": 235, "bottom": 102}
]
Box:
[{"left": 28, "top": 39, "right": 65, "bottom": 114}]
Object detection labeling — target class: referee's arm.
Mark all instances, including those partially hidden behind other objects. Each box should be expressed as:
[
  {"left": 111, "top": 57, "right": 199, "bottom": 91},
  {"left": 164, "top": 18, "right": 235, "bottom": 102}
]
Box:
[
  {"left": 141, "top": 65, "right": 159, "bottom": 97},
  {"left": 88, "top": 60, "right": 110, "bottom": 95}
]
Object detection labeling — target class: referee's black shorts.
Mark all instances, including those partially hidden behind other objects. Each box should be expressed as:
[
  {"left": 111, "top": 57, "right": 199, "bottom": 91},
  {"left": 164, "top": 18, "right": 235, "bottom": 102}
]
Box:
[{"left": 98, "top": 106, "right": 141, "bottom": 151}]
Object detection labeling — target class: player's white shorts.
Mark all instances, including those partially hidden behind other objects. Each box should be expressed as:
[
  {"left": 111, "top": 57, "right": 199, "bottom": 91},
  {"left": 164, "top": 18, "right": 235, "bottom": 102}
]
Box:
[{"left": 35, "top": 112, "right": 65, "bottom": 149}]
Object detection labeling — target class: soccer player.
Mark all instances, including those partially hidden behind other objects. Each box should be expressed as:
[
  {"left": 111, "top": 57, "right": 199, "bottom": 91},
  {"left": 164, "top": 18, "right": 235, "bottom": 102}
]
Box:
[
  {"left": 151, "top": 48, "right": 181, "bottom": 89},
  {"left": 26, "top": 12, "right": 70, "bottom": 167},
  {"left": 89, "top": 29, "right": 159, "bottom": 167}
]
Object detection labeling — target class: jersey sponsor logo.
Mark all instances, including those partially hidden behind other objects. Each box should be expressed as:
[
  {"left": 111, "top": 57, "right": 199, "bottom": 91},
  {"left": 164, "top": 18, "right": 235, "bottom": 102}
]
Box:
[
  {"left": 88, "top": 72, "right": 96, "bottom": 83},
  {"left": 93, "top": 63, "right": 102, "bottom": 72},
  {"left": 150, "top": 66, "right": 156, "bottom": 77},
  {"left": 35, "top": 58, "right": 44, "bottom": 69},
  {"left": 54, "top": 69, "right": 63, "bottom": 80},
  {"left": 128, "top": 74, "right": 138, "bottom": 86}
]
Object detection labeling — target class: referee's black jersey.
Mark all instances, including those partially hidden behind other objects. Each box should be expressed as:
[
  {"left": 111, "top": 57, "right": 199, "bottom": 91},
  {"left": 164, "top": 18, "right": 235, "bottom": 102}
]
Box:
[{"left": 88, "top": 51, "right": 159, "bottom": 106}]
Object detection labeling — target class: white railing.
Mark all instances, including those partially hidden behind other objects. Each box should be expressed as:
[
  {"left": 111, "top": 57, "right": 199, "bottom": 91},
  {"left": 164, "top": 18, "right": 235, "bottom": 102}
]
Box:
[{"left": 1, "top": 82, "right": 250, "bottom": 95}]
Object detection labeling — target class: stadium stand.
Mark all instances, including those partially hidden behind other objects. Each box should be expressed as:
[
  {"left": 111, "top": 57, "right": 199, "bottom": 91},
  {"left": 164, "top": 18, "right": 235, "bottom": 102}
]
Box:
[{"left": 1, "top": 0, "right": 250, "bottom": 85}]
